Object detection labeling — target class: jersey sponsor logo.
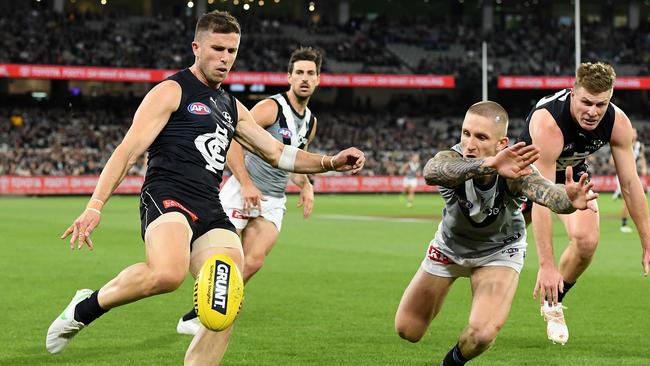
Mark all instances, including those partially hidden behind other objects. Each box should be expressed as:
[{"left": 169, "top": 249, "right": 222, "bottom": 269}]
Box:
[
  {"left": 211, "top": 260, "right": 230, "bottom": 315},
  {"left": 187, "top": 102, "right": 212, "bottom": 115},
  {"left": 427, "top": 243, "right": 451, "bottom": 264},
  {"left": 230, "top": 208, "right": 259, "bottom": 219},
  {"left": 278, "top": 128, "right": 292, "bottom": 139},
  {"left": 162, "top": 199, "right": 199, "bottom": 221},
  {"left": 195, "top": 124, "right": 230, "bottom": 173}
]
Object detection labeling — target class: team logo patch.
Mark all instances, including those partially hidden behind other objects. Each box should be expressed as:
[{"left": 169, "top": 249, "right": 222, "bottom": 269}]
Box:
[
  {"left": 278, "top": 128, "right": 292, "bottom": 139},
  {"left": 222, "top": 111, "right": 232, "bottom": 124},
  {"left": 188, "top": 102, "right": 212, "bottom": 115}
]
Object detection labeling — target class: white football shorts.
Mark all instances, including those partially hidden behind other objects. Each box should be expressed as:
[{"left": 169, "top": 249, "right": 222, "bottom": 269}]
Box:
[
  {"left": 403, "top": 177, "right": 418, "bottom": 188},
  {"left": 220, "top": 176, "right": 287, "bottom": 232},
  {"left": 420, "top": 238, "right": 527, "bottom": 277}
]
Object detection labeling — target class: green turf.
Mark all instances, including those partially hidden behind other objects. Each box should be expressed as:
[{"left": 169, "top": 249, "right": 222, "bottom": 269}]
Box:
[{"left": 0, "top": 193, "right": 648, "bottom": 365}]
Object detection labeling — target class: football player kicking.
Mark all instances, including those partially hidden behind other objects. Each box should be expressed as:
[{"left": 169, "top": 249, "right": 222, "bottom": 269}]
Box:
[
  {"left": 46, "top": 11, "right": 364, "bottom": 366},
  {"left": 177, "top": 46, "right": 323, "bottom": 335}
]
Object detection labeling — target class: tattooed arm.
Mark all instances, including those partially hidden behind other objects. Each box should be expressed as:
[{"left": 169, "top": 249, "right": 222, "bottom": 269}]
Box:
[
  {"left": 423, "top": 150, "right": 495, "bottom": 187},
  {"left": 507, "top": 165, "right": 597, "bottom": 215},
  {"left": 424, "top": 142, "right": 540, "bottom": 188},
  {"left": 507, "top": 167, "right": 574, "bottom": 214}
]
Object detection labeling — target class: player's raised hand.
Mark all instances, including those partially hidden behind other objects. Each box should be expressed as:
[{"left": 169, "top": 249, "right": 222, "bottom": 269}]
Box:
[
  {"left": 331, "top": 147, "right": 365, "bottom": 174},
  {"left": 486, "top": 142, "right": 540, "bottom": 179},
  {"left": 240, "top": 182, "right": 265, "bottom": 216},
  {"left": 297, "top": 182, "right": 314, "bottom": 219},
  {"left": 60, "top": 207, "right": 101, "bottom": 251},
  {"left": 564, "top": 166, "right": 599, "bottom": 211}
]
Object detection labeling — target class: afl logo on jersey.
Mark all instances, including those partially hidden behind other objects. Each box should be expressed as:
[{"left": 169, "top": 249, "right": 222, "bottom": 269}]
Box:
[
  {"left": 278, "top": 128, "right": 292, "bottom": 139},
  {"left": 188, "top": 102, "right": 212, "bottom": 115}
]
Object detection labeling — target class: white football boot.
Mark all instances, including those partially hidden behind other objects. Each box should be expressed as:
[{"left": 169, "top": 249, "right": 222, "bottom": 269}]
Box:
[
  {"left": 620, "top": 225, "right": 632, "bottom": 233},
  {"left": 541, "top": 300, "right": 569, "bottom": 345},
  {"left": 176, "top": 316, "right": 201, "bottom": 336},
  {"left": 46, "top": 289, "right": 93, "bottom": 353}
]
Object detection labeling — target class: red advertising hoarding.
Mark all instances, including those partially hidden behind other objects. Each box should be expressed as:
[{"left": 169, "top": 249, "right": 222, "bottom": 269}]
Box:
[
  {"left": 0, "top": 64, "right": 454, "bottom": 88},
  {"left": 0, "top": 175, "right": 636, "bottom": 195},
  {"left": 498, "top": 76, "right": 650, "bottom": 90}
]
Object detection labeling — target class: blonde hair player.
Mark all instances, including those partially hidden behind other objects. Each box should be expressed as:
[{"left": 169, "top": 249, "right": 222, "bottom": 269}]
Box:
[
  {"left": 519, "top": 62, "right": 650, "bottom": 345},
  {"left": 395, "top": 101, "right": 596, "bottom": 366}
]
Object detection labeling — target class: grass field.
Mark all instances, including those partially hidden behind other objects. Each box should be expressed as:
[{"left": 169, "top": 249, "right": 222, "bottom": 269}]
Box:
[{"left": 1, "top": 193, "right": 649, "bottom": 366}]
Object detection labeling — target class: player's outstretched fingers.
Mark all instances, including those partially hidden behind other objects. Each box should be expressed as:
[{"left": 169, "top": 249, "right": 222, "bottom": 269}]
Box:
[
  {"left": 61, "top": 224, "right": 74, "bottom": 240},
  {"left": 85, "top": 235, "right": 94, "bottom": 251},
  {"left": 564, "top": 166, "right": 574, "bottom": 184},
  {"left": 70, "top": 222, "right": 80, "bottom": 249}
]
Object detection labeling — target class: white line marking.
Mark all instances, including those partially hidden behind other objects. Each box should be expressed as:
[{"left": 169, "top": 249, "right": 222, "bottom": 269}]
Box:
[{"left": 317, "top": 214, "right": 432, "bottom": 223}]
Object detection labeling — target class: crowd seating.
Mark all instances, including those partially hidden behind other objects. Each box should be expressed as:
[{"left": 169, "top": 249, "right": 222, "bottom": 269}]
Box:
[
  {"left": 1, "top": 9, "right": 648, "bottom": 75},
  {"left": 2, "top": 104, "right": 647, "bottom": 177}
]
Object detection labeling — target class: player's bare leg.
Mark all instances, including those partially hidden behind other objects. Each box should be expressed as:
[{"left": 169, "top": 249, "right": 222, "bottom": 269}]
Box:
[
  {"left": 184, "top": 229, "right": 244, "bottom": 366},
  {"left": 406, "top": 187, "right": 416, "bottom": 208},
  {"left": 557, "top": 205, "right": 600, "bottom": 284},
  {"left": 456, "top": 266, "right": 518, "bottom": 360},
  {"left": 99, "top": 218, "right": 191, "bottom": 307},
  {"left": 541, "top": 204, "right": 599, "bottom": 345},
  {"left": 620, "top": 202, "right": 632, "bottom": 233},
  {"left": 395, "top": 269, "right": 455, "bottom": 342},
  {"left": 47, "top": 213, "right": 192, "bottom": 353},
  {"left": 241, "top": 217, "right": 280, "bottom": 283}
]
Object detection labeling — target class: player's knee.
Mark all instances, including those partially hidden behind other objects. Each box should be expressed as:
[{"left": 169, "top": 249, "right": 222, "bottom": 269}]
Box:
[
  {"left": 244, "top": 255, "right": 265, "bottom": 277},
  {"left": 572, "top": 234, "right": 599, "bottom": 258},
  {"left": 465, "top": 324, "right": 499, "bottom": 349},
  {"left": 395, "top": 317, "right": 424, "bottom": 343},
  {"left": 147, "top": 268, "right": 186, "bottom": 294}
]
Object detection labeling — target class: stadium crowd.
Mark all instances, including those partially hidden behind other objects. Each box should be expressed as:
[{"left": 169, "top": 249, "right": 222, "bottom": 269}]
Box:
[
  {"left": 2, "top": 104, "right": 647, "bottom": 177},
  {"left": 1, "top": 9, "right": 649, "bottom": 75}
]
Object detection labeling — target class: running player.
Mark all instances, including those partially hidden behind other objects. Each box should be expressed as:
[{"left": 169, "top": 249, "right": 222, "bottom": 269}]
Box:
[
  {"left": 612, "top": 129, "right": 647, "bottom": 233},
  {"left": 400, "top": 153, "right": 421, "bottom": 208},
  {"left": 45, "top": 11, "right": 364, "bottom": 365},
  {"left": 395, "top": 101, "right": 597, "bottom": 366},
  {"left": 176, "top": 46, "right": 323, "bottom": 335},
  {"left": 519, "top": 62, "right": 650, "bottom": 345}
]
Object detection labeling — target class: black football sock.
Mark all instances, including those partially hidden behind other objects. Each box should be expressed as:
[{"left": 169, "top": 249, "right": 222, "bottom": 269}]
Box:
[
  {"left": 74, "top": 291, "right": 108, "bottom": 325},
  {"left": 622, "top": 218, "right": 628, "bottom": 227},
  {"left": 557, "top": 281, "right": 575, "bottom": 303},
  {"left": 182, "top": 308, "right": 198, "bottom": 321},
  {"left": 441, "top": 343, "right": 469, "bottom": 366}
]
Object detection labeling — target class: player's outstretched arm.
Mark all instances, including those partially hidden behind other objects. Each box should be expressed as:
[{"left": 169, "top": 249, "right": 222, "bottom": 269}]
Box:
[
  {"left": 610, "top": 108, "right": 650, "bottom": 276},
  {"left": 423, "top": 142, "right": 539, "bottom": 188},
  {"left": 234, "top": 100, "right": 364, "bottom": 174},
  {"left": 60, "top": 80, "right": 181, "bottom": 250},
  {"left": 527, "top": 109, "right": 565, "bottom": 305},
  {"left": 507, "top": 165, "right": 598, "bottom": 214}
]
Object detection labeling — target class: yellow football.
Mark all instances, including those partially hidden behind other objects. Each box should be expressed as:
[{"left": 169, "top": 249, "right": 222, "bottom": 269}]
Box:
[{"left": 193, "top": 254, "right": 244, "bottom": 331}]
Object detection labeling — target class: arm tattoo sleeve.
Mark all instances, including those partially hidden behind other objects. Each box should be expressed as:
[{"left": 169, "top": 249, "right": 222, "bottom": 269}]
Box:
[
  {"left": 423, "top": 151, "right": 496, "bottom": 187},
  {"left": 508, "top": 169, "right": 575, "bottom": 214}
]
